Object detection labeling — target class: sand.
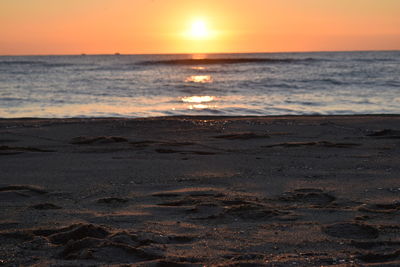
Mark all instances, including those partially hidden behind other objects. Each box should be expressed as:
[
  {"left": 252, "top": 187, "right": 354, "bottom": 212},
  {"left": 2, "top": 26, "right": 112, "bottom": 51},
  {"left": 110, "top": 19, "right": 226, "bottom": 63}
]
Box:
[{"left": 0, "top": 115, "right": 399, "bottom": 266}]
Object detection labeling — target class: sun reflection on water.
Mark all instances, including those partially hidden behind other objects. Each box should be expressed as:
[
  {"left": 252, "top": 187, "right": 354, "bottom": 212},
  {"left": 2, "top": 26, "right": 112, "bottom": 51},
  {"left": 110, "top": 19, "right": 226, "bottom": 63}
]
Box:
[
  {"left": 190, "top": 66, "right": 206, "bottom": 70},
  {"left": 188, "top": 104, "right": 207, "bottom": 110},
  {"left": 185, "top": 75, "right": 213, "bottom": 83},
  {"left": 181, "top": 95, "right": 215, "bottom": 103},
  {"left": 188, "top": 103, "right": 218, "bottom": 110},
  {"left": 181, "top": 95, "right": 216, "bottom": 110},
  {"left": 191, "top": 54, "right": 206, "bottom": 60}
]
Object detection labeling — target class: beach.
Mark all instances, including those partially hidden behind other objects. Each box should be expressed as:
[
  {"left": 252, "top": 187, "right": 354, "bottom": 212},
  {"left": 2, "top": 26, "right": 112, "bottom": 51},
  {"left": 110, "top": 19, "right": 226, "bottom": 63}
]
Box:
[{"left": 0, "top": 115, "right": 399, "bottom": 266}]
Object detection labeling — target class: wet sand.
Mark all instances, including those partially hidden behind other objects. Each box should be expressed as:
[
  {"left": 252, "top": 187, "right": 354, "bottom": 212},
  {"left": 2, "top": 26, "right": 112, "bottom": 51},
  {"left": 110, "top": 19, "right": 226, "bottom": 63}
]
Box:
[{"left": 0, "top": 115, "right": 399, "bottom": 266}]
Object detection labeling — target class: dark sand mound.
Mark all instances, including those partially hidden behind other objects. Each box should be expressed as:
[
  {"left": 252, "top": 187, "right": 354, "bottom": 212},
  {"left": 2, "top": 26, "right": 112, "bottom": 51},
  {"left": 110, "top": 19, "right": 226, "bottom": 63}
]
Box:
[
  {"left": 48, "top": 224, "right": 110, "bottom": 244},
  {"left": 0, "top": 223, "right": 202, "bottom": 264},
  {"left": 263, "top": 141, "right": 360, "bottom": 148},
  {"left": 0, "top": 184, "right": 48, "bottom": 202},
  {"left": 152, "top": 187, "right": 288, "bottom": 222},
  {"left": 71, "top": 136, "right": 128, "bottom": 144},
  {"left": 358, "top": 202, "right": 400, "bottom": 213},
  {"left": 213, "top": 132, "right": 270, "bottom": 140},
  {"left": 357, "top": 250, "right": 400, "bottom": 263},
  {"left": 367, "top": 129, "right": 400, "bottom": 139},
  {"left": 0, "top": 145, "right": 54, "bottom": 155},
  {"left": 323, "top": 223, "right": 379, "bottom": 239},
  {"left": 96, "top": 197, "right": 129, "bottom": 204},
  {"left": 155, "top": 148, "right": 216, "bottom": 155},
  {"left": 276, "top": 188, "right": 336, "bottom": 207},
  {"left": 0, "top": 185, "right": 47, "bottom": 194},
  {"left": 30, "top": 203, "right": 62, "bottom": 210}
]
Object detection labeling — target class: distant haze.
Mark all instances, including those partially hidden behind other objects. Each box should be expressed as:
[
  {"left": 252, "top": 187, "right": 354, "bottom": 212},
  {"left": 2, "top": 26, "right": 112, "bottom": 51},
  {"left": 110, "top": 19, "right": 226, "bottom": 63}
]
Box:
[{"left": 1, "top": 0, "right": 399, "bottom": 55}]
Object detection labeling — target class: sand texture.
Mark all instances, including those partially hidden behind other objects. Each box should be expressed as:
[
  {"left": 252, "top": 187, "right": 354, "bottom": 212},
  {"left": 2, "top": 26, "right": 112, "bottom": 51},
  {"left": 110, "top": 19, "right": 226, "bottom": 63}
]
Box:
[{"left": 0, "top": 115, "right": 399, "bottom": 266}]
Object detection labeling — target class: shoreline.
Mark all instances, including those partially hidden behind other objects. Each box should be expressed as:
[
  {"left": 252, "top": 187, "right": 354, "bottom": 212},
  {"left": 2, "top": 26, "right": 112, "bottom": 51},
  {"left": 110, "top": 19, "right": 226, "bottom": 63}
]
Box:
[
  {"left": 1, "top": 114, "right": 399, "bottom": 125},
  {"left": 1, "top": 115, "right": 399, "bottom": 265}
]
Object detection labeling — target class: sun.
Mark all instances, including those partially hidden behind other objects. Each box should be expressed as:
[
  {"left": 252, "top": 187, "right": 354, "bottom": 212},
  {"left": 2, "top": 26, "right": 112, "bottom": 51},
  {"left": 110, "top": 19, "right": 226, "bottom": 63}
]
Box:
[
  {"left": 191, "top": 20, "right": 207, "bottom": 38},
  {"left": 188, "top": 20, "right": 209, "bottom": 39}
]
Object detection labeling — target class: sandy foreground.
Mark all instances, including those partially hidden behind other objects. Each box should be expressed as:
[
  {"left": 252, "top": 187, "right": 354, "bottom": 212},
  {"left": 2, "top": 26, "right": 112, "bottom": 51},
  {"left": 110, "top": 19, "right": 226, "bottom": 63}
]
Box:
[{"left": 0, "top": 115, "right": 399, "bottom": 266}]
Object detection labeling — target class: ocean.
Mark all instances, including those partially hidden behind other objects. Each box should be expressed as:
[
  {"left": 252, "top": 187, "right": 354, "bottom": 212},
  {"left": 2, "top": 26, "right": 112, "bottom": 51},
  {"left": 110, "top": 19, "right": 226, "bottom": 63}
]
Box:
[{"left": 0, "top": 51, "right": 399, "bottom": 118}]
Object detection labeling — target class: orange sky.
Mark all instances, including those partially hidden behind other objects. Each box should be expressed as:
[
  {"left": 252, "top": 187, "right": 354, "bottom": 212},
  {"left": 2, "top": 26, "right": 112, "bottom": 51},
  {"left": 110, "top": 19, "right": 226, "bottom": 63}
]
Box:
[{"left": 1, "top": 0, "right": 399, "bottom": 55}]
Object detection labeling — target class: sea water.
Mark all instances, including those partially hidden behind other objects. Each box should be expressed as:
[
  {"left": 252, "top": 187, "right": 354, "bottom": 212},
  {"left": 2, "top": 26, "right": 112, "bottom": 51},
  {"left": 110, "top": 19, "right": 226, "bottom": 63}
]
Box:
[{"left": 0, "top": 51, "right": 399, "bottom": 118}]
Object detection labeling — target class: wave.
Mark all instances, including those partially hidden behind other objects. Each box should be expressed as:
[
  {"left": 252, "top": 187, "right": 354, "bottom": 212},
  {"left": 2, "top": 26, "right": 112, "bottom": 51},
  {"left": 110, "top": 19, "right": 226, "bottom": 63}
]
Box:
[
  {"left": 0, "top": 60, "right": 74, "bottom": 68},
  {"left": 353, "top": 58, "right": 398, "bottom": 63},
  {"left": 0, "top": 60, "right": 44, "bottom": 65},
  {"left": 138, "top": 57, "right": 317, "bottom": 66}
]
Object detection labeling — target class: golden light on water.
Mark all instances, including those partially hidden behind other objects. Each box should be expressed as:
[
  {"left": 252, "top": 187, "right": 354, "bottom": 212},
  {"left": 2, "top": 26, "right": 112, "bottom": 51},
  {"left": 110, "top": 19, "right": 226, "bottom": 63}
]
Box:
[
  {"left": 191, "top": 54, "right": 207, "bottom": 60},
  {"left": 189, "top": 104, "right": 212, "bottom": 110},
  {"left": 185, "top": 75, "right": 213, "bottom": 83},
  {"left": 182, "top": 95, "right": 216, "bottom": 110},
  {"left": 181, "top": 96, "right": 215, "bottom": 103},
  {"left": 191, "top": 66, "right": 206, "bottom": 70}
]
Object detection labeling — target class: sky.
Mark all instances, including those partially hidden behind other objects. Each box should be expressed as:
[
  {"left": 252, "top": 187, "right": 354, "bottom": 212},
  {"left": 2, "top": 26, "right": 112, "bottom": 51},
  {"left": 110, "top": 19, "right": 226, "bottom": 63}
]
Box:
[{"left": 1, "top": 0, "right": 399, "bottom": 55}]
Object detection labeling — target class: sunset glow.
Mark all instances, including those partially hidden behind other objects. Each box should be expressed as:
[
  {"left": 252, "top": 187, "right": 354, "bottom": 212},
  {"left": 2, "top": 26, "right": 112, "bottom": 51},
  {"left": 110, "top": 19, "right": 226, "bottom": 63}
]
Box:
[{"left": 0, "top": 0, "right": 399, "bottom": 55}]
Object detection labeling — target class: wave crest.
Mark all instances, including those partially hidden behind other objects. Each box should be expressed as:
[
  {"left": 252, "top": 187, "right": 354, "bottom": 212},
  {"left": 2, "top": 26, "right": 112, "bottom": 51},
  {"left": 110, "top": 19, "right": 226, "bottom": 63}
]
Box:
[{"left": 138, "top": 57, "right": 316, "bottom": 65}]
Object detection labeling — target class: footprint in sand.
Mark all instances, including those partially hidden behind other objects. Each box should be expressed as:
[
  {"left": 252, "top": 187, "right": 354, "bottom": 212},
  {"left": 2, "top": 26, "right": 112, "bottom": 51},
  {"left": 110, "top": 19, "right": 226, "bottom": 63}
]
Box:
[
  {"left": 96, "top": 197, "right": 129, "bottom": 204},
  {"left": 358, "top": 202, "right": 400, "bottom": 213},
  {"left": 71, "top": 136, "right": 128, "bottom": 145},
  {"left": 322, "top": 222, "right": 379, "bottom": 239},
  {"left": 152, "top": 187, "right": 285, "bottom": 221},
  {"left": 0, "top": 145, "right": 54, "bottom": 155},
  {"left": 358, "top": 250, "right": 400, "bottom": 264},
  {"left": 277, "top": 188, "right": 336, "bottom": 207},
  {"left": 263, "top": 141, "right": 360, "bottom": 148},
  {"left": 0, "top": 223, "right": 197, "bottom": 264},
  {"left": 366, "top": 129, "right": 400, "bottom": 139},
  {"left": 155, "top": 148, "right": 216, "bottom": 155},
  {"left": 213, "top": 132, "right": 270, "bottom": 140},
  {"left": 30, "top": 203, "right": 62, "bottom": 210},
  {"left": 0, "top": 185, "right": 48, "bottom": 202}
]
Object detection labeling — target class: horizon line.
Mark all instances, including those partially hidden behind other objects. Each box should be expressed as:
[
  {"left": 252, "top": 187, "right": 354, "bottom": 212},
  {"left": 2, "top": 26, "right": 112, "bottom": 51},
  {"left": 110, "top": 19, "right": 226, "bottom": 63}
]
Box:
[{"left": 1, "top": 49, "right": 399, "bottom": 57}]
